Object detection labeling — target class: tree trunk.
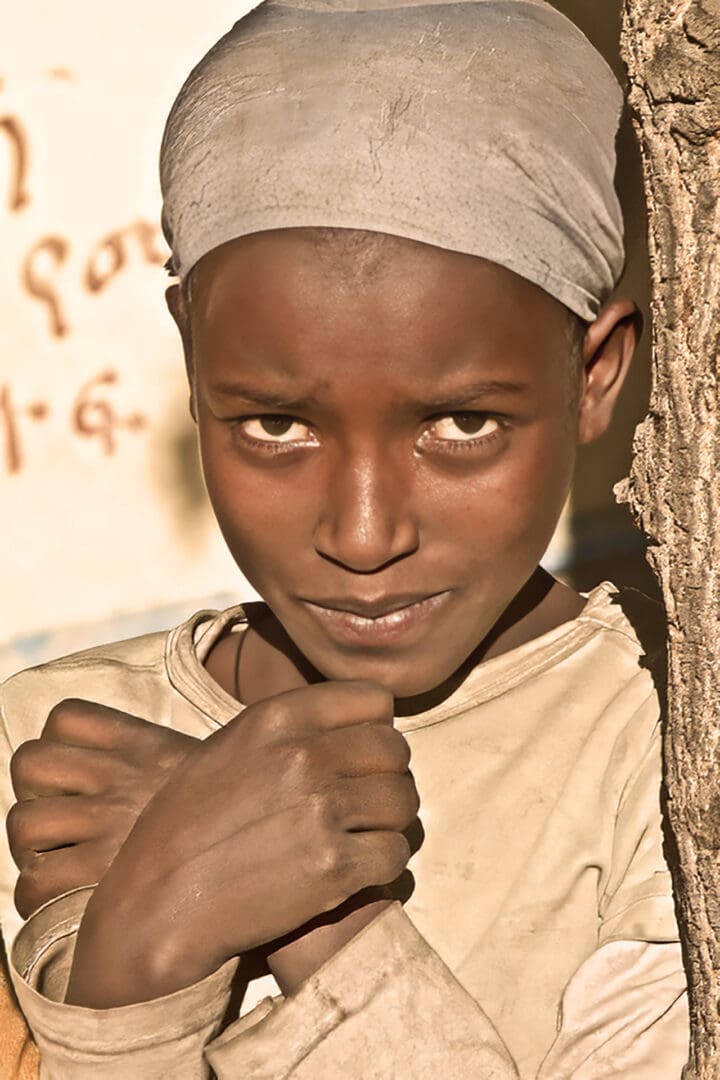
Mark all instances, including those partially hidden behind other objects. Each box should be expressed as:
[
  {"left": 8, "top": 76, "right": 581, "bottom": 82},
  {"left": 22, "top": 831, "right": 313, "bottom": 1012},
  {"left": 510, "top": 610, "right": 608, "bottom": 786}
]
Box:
[{"left": 618, "top": 1, "right": 720, "bottom": 1075}]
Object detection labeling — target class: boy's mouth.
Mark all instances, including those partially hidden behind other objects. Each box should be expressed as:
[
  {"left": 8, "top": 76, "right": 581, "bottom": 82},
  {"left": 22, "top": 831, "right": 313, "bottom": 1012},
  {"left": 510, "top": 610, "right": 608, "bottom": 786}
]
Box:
[{"left": 299, "top": 592, "right": 452, "bottom": 647}]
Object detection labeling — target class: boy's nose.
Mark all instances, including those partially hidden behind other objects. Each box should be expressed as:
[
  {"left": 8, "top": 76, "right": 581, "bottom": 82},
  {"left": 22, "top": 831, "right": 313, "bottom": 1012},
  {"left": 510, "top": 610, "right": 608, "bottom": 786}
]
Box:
[{"left": 312, "top": 450, "right": 420, "bottom": 572}]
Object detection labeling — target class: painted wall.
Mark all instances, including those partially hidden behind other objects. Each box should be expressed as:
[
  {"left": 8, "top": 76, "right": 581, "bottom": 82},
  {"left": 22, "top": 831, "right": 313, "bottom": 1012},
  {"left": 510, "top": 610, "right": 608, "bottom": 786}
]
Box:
[{"left": 1, "top": 3, "right": 261, "bottom": 677}]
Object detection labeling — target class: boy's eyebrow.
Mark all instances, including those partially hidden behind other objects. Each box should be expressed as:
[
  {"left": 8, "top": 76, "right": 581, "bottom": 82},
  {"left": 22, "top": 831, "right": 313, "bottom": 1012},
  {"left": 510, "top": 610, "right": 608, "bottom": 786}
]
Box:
[
  {"left": 208, "top": 383, "right": 320, "bottom": 410},
  {"left": 418, "top": 379, "right": 531, "bottom": 408}
]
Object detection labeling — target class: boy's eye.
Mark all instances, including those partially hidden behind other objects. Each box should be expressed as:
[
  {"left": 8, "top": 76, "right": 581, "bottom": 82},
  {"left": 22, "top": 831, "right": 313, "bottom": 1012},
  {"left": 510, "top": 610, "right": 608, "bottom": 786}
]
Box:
[
  {"left": 425, "top": 413, "right": 501, "bottom": 442},
  {"left": 238, "top": 415, "right": 317, "bottom": 445}
]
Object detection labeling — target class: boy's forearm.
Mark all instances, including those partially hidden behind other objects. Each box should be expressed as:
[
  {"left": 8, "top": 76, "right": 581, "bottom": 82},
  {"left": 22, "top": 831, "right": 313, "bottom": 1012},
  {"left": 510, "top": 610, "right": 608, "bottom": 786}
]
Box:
[{"left": 65, "top": 877, "right": 214, "bottom": 1008}]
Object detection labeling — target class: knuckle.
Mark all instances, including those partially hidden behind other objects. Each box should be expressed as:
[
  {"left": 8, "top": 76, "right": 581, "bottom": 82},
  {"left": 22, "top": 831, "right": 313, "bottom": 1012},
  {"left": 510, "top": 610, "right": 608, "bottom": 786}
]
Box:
[
  {"left": 6, "top": 803, "right": 31, "bottom": 857},
  {"left": 316, "top": 835, "right": 347, "bottom": 882},
  {"left": 305, "top": 790, "right": 335, "bottom": 831},
  {"left": 103, "top": 712, "right": 146, "bottom": 753},
  {"left": 376, "top": 832, "right": 411, "bottom": 882},
  {"left": 102, "top": 756, "right": 134, "bottom": 790},
  {"left": 283, "top": 740, "right": 316, "bottom": 784},
  {"left": 372, "top": 726, "right": 410, "bottom": 770},
  {"left": 13, "top": 877, "right": 34, "bottom": 920},
  {"left": 10, "top": 740, "right": 42, "bottom": 791},
  {"left": 355, "top": 681, "right": 394, "bottom": 716},
  {"left": 400, "top": 774, "right": 421, "bottom": 818},
  {"left": 14, "top": 863, "right": 44, "bottom": 919},
  {"left": 256, "top": 699, "right": 291, "bottom": 742},
  {"left": 6, "top": 800, "right": 25, "bottom": 837},
  {"left": 101, "top": 791, "right": 135, "bottom": 821},
  {"left": 43, "top": 698, "right": 85, "bottom": 739},
  {"left": 389, "top": 731, "right": 412, "bottom": 769}
]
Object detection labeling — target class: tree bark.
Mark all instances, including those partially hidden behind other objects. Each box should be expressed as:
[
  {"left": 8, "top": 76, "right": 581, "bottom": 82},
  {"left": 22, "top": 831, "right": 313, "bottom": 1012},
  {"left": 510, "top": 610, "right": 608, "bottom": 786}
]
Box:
[{"left": 618, "top": 1, "right": 720, "bottom": 1075}]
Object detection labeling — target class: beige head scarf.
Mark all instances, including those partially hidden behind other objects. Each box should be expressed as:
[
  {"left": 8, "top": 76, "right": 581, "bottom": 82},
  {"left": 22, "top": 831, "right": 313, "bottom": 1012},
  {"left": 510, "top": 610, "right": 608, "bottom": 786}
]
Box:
[{"left": 160, "top": 0, "right": 625, "bottom": 321}]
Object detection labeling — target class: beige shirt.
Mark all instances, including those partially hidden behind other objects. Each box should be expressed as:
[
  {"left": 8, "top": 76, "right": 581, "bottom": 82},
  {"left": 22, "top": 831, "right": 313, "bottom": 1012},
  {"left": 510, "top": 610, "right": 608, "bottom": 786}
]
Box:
[{"left": 0, "top": 582, "right": 689, "bottom": 1077}]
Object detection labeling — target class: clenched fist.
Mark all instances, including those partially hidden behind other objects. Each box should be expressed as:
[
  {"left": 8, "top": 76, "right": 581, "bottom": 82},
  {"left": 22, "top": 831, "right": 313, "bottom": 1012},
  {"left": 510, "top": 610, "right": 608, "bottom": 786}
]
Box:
[
  {"left": 8, "top": 700, "right": 198, "bottom": 918},
  {"left": 65, "top": 680, "right": 418, "bottom": 1008}
]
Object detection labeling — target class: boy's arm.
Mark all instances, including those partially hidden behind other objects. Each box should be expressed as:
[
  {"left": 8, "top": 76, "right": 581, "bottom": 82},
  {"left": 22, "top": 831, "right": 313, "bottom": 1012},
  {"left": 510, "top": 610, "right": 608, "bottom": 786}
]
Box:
[
  {"left": 204, "top": 715, "right": 688, "bottom": 1079},
  {"left": 2, "top": 684, "right": 422, "bottom": 1075},
  {"left": 0, "top": 701, "right": 244, "bottom": 1079}
]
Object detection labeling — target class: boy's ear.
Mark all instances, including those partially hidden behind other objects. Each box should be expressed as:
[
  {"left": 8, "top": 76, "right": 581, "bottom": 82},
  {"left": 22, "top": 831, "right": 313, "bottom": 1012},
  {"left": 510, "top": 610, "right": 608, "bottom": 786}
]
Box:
[
  {"left": 576, "top": 297, "right": 642, "bottom": 446},
  {"left": 165, "top": 283, "right": 197, "bottom": 422}
]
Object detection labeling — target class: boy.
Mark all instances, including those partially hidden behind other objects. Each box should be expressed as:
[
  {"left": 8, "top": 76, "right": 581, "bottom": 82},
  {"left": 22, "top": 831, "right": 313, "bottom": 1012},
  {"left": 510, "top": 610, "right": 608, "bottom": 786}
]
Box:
[{"left": 0, "top": 0, "right": 690, "bottom": 1075}]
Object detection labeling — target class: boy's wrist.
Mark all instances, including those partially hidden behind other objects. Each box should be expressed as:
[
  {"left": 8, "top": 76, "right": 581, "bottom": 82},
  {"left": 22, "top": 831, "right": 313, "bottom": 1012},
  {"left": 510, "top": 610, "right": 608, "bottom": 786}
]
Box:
[
  {"left": 65, "top": 873, "right": 226, "bottom": 1008},
  {"left": 268, "top": 896, "right": 392, "bottom": 997}
]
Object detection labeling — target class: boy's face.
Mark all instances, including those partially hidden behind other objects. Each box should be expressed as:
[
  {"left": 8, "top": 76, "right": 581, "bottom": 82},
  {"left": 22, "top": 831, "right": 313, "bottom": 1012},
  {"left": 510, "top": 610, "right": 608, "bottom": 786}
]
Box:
[{"left": 183, "top": 230, "right": 602, "bottom": 699}]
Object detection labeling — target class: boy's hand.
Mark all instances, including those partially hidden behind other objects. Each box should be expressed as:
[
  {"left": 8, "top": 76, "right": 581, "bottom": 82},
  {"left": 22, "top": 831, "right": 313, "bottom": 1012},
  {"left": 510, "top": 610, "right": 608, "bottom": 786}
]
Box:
[
  {"left": 65, "top": 681, "right": 417, "bottom": 1008},
  {"left": 8, "top": 700, "right": 198, "bottom": 918}
]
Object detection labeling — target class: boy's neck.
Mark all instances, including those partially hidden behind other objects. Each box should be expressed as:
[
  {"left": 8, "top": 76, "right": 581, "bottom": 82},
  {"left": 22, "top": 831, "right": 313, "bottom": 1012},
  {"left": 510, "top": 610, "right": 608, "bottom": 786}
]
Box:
[
  {"left": 204, "top": 568, "right": 587, "bottom": 712},
  {"left": 480, "top": 569, "right": 586, "bottom": 662},
  {"left": 205, "top": 603, "right": 321, "bottom": 707}
]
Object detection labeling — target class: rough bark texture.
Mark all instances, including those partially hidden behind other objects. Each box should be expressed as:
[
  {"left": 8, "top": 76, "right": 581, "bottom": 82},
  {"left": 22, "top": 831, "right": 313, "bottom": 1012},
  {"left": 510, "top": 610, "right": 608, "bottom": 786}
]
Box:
[{"left": 618, "top": 1, "right": 720, "bottom": 1074}]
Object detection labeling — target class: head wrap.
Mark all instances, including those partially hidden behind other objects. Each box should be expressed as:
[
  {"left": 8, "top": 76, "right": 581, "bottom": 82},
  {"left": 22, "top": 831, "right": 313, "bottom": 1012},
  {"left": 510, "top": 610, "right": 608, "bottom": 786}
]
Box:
[{"left": 160, "top": 0, "right": 625, "bottom": 321}]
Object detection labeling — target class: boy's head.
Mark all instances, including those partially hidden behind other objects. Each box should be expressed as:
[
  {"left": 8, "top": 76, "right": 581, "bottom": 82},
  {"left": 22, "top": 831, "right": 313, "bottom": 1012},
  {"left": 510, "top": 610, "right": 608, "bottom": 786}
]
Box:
[{"left": 160, "top": 0, "right": 639, "bottom": 699}]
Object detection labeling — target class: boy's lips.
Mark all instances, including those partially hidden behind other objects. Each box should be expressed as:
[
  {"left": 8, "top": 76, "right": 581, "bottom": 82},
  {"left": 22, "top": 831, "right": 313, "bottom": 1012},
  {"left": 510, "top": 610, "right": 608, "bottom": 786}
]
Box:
[{"left": 299, "top": 592, "right": 452, "bottom": 647}]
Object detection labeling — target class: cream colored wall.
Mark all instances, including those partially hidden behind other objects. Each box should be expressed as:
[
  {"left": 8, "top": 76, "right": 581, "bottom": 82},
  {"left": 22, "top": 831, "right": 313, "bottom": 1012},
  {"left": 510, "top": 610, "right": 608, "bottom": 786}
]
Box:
[{"left": 1, "top": 3, "right": 261, "bottom": 671}]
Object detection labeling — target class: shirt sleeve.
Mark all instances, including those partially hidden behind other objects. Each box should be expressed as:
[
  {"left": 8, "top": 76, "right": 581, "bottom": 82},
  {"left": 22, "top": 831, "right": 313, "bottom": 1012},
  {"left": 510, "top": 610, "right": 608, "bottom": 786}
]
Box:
[
  {"left": 537, "top": 940, "right": 688, "bottom": 1079},
  {"left": 538, "top": 705, "right": 688, "bottom": 1077},
  {"left": 599, "top": 722, "right": 679, "bottom": 947},
  {"left": 10, "top": 888, "right": 239, "bottom": 1079}
]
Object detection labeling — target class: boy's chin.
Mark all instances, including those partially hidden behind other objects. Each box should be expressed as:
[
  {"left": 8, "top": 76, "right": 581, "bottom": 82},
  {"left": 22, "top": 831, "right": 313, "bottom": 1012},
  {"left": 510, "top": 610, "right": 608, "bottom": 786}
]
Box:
[{"left": 311, "top": 649, "right": 469, "bottom": 705}]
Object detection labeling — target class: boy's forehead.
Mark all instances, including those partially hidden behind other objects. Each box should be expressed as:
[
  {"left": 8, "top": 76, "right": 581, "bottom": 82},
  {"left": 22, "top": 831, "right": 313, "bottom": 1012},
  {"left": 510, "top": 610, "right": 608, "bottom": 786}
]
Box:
[
  {"left": 192, "top": 230, "right": 570, "bottom": 372},
  {"left": 162, "top": 0, "right": 624, "bottom": 324},
  {"left": 194, "top": 228, "right": 560, "bottom": 306}
]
